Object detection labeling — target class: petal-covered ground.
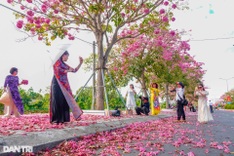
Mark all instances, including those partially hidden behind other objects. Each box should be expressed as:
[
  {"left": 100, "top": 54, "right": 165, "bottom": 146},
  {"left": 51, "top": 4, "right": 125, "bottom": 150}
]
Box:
[
  {"left": 24, "top": 110, "right": 234, "bottom": 156},
  {"left": 0, "top": 113, "right": 138, "bottom": 136}
]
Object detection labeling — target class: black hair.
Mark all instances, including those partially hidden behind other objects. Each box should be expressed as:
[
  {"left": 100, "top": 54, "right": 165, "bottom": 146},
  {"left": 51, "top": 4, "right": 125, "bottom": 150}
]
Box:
[
  {"left": 60, "top": 51, "right": 69, "bottom": 62},
  {"left": 143, "top": 97, "right": 149, "bottom": 101},
  {"left": 152, "top": 83, "right": 158, "bottom": 89},
  {"left": 198, "top": 83, "right": 205, "bottom": 91},
  {"left": 60, "top": 51, "right": 69, "bottom": 58},
  {"left": 63, "top": 51, "right": 69, "bottom": 56},
  {"left": 178, "top": 82, "right": 184, "bottom": 89},
  {"left": 10, "top": 67, "right": 18, "bottom": 74}
]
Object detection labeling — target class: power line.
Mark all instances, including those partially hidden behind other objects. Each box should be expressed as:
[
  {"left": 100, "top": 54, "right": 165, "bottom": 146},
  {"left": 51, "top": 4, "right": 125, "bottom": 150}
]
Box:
[
  {"left": 75, "top": 37, "right": 96, "bottom": 46},
  {"left": 0, "top": 3, "right": 27, "bottom": 17},
  {"left": 190, "top": 36, "right": 234, "bottom": 41}
]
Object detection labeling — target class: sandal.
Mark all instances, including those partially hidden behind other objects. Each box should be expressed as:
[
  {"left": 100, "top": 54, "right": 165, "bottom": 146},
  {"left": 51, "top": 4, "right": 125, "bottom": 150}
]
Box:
[{"left": 75, "top": 117, "right": 82, "bottom": 121}]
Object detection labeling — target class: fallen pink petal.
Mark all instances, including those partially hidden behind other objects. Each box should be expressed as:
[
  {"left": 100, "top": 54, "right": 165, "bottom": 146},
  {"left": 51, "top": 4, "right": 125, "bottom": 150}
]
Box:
[{"left": 0, "top": 110, "right": 227, "bottom": 155}]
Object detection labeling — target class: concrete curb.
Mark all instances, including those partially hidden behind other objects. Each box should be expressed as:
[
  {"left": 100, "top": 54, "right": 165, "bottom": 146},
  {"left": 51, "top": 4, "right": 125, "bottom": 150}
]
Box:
[
  {"left": 161, "top": 108, "right": 176, "bottom": 112},
  {"left": 0, "top": 114, "right": 172, "bottom": 156},
  {"left": 218, "top": 109, "right": 234, "bottom": 112}
]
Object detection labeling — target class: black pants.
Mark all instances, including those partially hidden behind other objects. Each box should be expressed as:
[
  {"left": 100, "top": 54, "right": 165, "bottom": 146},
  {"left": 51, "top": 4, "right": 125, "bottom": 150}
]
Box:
[
  {"left": 177, "top": 100, "right": 185, "bottom": 120},
  {"left": 189, "top": 106, "right": 195, "bottom": 112},
  {"left": 210, "top": 105, "right": 214, "bottom": 113},
  {"left": 191, "top": 106, "right": 196, "bottom": 112},
  {"left": 189, "top": 107, "right": 192, "bottom": 111},
  {"left": 135, "top": 107, "right": 149, "bottom": 115}
]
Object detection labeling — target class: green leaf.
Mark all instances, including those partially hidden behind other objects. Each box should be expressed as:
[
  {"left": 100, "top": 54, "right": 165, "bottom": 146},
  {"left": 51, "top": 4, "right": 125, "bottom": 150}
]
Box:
[
  {"left": 102, "top": 24, "right": 113, "bottom": 33},
  {"left": 51, "top": 35, "right": 56, "bottom": 41}
]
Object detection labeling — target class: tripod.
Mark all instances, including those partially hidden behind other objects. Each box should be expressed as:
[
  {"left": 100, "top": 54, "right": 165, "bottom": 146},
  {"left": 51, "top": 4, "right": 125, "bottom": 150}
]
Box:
[{"left": 74, "top": 68, "right": 126, "bottom": 113}]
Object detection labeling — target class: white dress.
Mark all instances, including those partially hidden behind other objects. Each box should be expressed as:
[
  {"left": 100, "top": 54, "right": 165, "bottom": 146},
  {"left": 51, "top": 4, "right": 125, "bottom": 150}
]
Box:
[
  {"left": 126, "top": 89, "right": 136, "bottom": 109},
  {"left": 196, "top": 91, "right": 213, "bottom": 123}
]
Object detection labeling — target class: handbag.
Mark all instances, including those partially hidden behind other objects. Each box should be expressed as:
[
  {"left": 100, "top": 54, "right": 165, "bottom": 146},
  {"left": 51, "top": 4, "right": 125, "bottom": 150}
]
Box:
[
  {"left": 178, "top": 93, "right": 188, "bottom": 106},
  {"left": 22, "top": 80, "right": 28, "bottom": 85},
  {"left": 112, "top": 110, "right": 121, "bottom": 117},
  {"left": 183, "top": 98, "right": 188, "bottom": 106}
]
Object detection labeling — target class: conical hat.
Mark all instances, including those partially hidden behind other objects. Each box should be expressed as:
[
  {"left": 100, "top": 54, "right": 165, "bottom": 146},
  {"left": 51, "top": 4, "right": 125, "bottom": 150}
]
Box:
[
  {"left": 0, "top": 90, "right": 14, "bottom": 105},
  {"left": 51, "top": 44, "right": 71, "bottom": 65},
  {"left": 47, "top": 44, "right": 71, "bottom": 68}
]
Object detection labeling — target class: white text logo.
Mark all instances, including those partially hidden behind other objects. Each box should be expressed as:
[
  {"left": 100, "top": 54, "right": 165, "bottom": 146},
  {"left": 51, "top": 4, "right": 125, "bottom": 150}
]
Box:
[{"left": 3, "top": 146, "right": 33, "bottom": 153}]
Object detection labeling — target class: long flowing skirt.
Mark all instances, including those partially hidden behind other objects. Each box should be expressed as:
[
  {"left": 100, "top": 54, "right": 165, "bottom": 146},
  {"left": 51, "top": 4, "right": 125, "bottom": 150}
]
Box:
[
  {"left": 9, "top": 87, "right": 24, "bottom": 114},
  {"left": 150, "top": 97, "right": 160, "bottom": 115},
  {"left": 50, "top": 77, "right": 70, "bottom": 123},
  {"left": 198, "top": 99, "right": 213, "bottom": 123}
]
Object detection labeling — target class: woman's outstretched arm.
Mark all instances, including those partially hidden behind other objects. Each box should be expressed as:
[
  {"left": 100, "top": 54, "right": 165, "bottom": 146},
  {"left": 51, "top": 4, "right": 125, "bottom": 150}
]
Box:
[{"left": 71, "top": 56, "right": 83, "bottom": 73}]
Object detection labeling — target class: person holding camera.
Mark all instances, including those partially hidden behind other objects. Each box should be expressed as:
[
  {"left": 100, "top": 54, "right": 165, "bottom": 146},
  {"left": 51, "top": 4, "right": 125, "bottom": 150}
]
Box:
[
  {"left": 135, "top": 97, "right": 150, "bottom": 115},
  {"left": 171, "top": 82, "right": 186, "bottom": 122}
]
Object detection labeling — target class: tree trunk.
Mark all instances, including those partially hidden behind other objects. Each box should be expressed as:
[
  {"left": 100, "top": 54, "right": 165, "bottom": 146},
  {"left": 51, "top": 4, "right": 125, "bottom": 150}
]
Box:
[
  {"left": 96, "top": 68, "right": 104, "bottom": 110},
  {"left": 140, "top": 70, "right": 148, "bottom": 97},
  {"left": 141, "top": 79, "right": 148, "bottom": 97},
  {"left": 165, "top": 83, "right": 170, "bottom": 109},
  {"left": 95, "top": 33, "right": 105, "bottom": 110}
]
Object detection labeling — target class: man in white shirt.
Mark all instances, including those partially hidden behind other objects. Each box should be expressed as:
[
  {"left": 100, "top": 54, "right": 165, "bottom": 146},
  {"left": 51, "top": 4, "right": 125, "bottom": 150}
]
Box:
[
  {"left": 171, "top": 82, "right": 186, "bottom": 122},
  {"left": 208, "top": 100, "right": 214, "bottom": 113}
]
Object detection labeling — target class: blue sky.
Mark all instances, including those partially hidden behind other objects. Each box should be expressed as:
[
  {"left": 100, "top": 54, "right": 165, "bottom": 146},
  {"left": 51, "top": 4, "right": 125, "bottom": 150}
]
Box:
[{"left": 1, "top": 0, "right": 234, "bottom": 101}]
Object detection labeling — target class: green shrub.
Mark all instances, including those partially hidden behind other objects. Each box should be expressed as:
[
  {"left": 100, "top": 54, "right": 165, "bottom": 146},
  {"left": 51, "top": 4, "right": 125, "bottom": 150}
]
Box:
[
  {"left": 0, "top": 104, "right": 4, "bottom": 114},
  {"left": 225, "top": 105, "right": 230, "bottom": 109},
  {"left": 160, "top": 101, "right": 166, "bottom": 109},
  {"left": 225, "top": 104, "right": 234, "bottom": 109},
  {"left": 76, "top": 86, "right": 127, "bottom": 110}
]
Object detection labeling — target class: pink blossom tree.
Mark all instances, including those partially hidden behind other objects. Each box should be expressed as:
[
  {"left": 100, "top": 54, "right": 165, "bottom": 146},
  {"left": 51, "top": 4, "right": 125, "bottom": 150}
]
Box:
[
  {"left": 6, "top": 0, "right": 185, "bottom": 110},
  {"left": 108, "top": 29, "right": 205, "bottom": 108}
]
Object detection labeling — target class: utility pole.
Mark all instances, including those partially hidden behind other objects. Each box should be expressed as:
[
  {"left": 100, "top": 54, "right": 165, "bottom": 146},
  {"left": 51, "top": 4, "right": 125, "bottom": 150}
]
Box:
[
  {"left": 91, "top": 41, "right": 96, "bottom": 110},
  {"left": 219, "top": 77, "right": 234, "bottom": 92}
]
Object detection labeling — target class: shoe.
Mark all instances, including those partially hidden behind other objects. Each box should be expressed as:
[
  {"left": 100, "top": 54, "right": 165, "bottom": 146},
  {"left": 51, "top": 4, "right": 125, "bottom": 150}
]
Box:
[
  {"left": 51, "top": 121, "right": 59, "bottom": 125},
  {"left": 75, "top": 117, "right": 82, "bottom": 121},
  {"left": 14, "top": 114, "right": 20, "bottom": 118},
  {"left": 2, "top": 114, "right": 11, "bottom": 118}
]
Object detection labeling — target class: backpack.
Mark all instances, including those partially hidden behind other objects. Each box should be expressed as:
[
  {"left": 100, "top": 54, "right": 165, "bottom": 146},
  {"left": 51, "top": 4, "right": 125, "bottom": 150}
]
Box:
[{"left": 112, "top": 110, "right": 120, "bottom": 117}]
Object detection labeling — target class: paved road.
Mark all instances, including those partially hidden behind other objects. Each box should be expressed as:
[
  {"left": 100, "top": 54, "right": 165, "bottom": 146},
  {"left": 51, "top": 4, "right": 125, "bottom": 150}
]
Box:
[
  {"left": 1, "top": 110, "right": 233, "bottom": 156},
  {"left": 120, "top": 110, "right": 234, "bottom": 156},
  {"left": 159, "top": 110, "right": 234, "bottom": 156},
  {"left": 33, "top": 110, "right": 234, "bottom": 156}
]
